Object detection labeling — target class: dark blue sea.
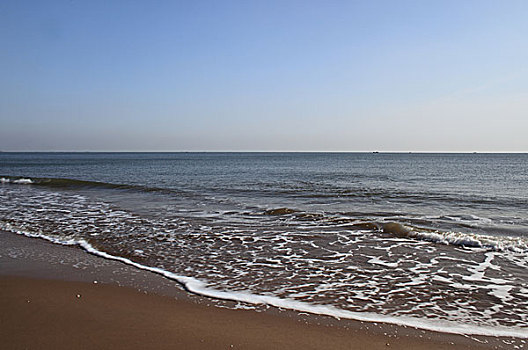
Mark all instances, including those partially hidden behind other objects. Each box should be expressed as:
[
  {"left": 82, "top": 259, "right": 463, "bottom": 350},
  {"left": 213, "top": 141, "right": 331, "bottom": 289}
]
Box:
[{"left": 1, "top": 152, "right": 527, "bottom": 336}]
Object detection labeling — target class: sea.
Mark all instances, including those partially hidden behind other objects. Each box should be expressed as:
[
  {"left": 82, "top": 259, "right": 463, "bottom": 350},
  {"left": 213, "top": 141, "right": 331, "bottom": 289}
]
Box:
[{"left": 1, "top": 152, "right": 527, "bottom": 337}]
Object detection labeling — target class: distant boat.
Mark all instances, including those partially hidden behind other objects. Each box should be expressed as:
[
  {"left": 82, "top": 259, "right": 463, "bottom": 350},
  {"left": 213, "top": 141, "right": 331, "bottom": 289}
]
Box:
[{"left": 373, "top": 151, "right": 379, "bottom": 154}]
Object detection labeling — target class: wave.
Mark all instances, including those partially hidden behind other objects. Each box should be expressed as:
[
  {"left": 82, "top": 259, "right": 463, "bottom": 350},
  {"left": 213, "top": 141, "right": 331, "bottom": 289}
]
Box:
[
  {"left": 379, "top": 222, "right": 528, "bottom": 253},
  {"left": 1, "top": 177, "right": 33, "bottom": 184},
  {"left": 264, "top": 207, "right": 528, "bottom": 253},
  {"left": 4, "top": 176, "right": 527, "bottom": 253},
  {"left": 4, "top": 175, "right": 526, "bottom": 210},
  {"left": 264, "top": 207, "right": 299, "bottom": 215},
  {"left": 1, "top": 222, "right": 527, "bottom": 338},
  {"left": 1, "top": 176, "right": 144, "bottom": 190},
  {"left": 0, "top": 176, "right": 185, "bottom": 195}
]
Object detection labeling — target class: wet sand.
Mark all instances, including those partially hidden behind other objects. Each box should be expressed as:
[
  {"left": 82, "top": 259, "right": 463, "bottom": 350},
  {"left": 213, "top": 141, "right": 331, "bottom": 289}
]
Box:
[{"left": 0, "top": 231, "right": 517, "bottom": 349}]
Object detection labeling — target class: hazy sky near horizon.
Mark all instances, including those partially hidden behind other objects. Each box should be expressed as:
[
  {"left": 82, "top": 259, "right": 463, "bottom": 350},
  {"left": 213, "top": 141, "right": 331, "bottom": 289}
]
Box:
[{"left": 1, "top": 0, "right": 527, "bottom": 152}]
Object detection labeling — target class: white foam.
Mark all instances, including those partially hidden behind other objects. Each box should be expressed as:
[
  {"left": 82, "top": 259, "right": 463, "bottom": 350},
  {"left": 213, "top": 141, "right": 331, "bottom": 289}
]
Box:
[
  {"left": 13, "top": 178, "right": 33, "bottom": 184},
  {"left": 367, "top": 256, "right": 399, "bottom": 268},
  {"left": 1, "top": 178, "right": 33, "bottom": 184},
  {"left": 2, "top": 224, "right": 527, "bottom": 339},
  {"left": 488, "top": 285, "right": 514, "bottom": 302},
  {"left": 465, "top": 252, "right": 500, "bottom": 282},
  {"left": 443, "top": 215, "right": 493, "bottom": 225},
  {"left": 410, "top": 230, "right": 528, "bottom": 253}
]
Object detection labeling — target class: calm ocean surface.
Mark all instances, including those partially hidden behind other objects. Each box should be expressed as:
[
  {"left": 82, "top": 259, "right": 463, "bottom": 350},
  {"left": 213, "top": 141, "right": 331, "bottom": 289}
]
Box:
[{"left": 1, "top": 152, "right": 527, "bottom": 336}]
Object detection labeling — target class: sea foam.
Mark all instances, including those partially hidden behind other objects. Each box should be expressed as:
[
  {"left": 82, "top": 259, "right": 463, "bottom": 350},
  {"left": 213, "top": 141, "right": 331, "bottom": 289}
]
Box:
[
  {"left": 380, "top": 221, "right": 528, "bottom": 253},
  {"left": 1, "top": 177, "right": 33, "bottom": 184},
  {"left": 1, "top": 223, "right": 527, "bottom": 339}
]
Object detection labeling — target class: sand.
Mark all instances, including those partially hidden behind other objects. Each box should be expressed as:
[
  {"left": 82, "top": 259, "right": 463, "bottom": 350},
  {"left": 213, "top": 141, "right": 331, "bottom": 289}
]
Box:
[{"left": 0, "top": 231, "right": 518, "bottom": 349}]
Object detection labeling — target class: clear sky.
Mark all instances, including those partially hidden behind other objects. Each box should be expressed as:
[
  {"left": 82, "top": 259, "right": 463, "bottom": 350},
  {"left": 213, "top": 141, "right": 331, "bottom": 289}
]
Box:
[{"left": 1, "top": 0, "right": 527, "bottom": 152}]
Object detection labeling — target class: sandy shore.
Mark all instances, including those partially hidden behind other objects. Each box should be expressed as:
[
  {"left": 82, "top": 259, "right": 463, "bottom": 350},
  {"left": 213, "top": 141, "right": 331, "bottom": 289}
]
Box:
[{"left": 0, "top": 231, "right": 519, "bottom": 349}]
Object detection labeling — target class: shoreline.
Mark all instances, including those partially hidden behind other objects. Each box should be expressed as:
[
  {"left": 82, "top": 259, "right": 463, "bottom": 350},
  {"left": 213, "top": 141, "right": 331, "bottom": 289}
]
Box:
[{"left": 0, "top": 230, "right": 522, "bottom": 349}]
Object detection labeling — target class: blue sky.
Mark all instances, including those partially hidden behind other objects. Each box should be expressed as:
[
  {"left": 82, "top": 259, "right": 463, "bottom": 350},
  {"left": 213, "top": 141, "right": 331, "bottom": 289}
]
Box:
[{"left": 1, "top": 0, "right": 527, "bottom": 151}]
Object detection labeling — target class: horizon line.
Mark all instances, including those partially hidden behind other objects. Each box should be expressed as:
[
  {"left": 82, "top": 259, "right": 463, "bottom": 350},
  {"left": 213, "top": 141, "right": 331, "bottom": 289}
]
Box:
[{"left": 1, "top": 150, "right": 527, "bottom": 154}]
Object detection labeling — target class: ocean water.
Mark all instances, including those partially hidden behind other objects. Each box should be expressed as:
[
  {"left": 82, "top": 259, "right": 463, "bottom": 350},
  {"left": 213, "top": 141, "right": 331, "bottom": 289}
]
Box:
[{"left": 1, "top": 152, "right": 527, "bottom": 337}]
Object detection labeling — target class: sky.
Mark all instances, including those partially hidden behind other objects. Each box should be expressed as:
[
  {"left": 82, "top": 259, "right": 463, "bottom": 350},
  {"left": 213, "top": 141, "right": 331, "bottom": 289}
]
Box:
[{"left": 1, "top": 0, "right": 527, "bottom": 152}]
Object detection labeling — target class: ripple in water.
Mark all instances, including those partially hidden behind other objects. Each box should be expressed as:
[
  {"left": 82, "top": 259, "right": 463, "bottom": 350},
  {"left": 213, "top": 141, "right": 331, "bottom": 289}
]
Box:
[{"left": 1, "top": 183, "right": 527, "bottom": 337}]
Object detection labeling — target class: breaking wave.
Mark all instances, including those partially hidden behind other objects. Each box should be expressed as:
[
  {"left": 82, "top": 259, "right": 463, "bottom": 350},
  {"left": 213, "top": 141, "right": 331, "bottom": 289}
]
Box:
[
  {"left": 0, "top": 176, "right": 187, "bottom": 195},
  {"left": 1, "top": 177, "right": 33, "bottom": 184},
  {"left": 264, "top": 206, "right": 528, "bottom": 253},
  {"left": 378, "top": 222, "right": 528, "bottom": 253},
  {"left": 3, "top": 174, "right": 527, "bottom": 254}
]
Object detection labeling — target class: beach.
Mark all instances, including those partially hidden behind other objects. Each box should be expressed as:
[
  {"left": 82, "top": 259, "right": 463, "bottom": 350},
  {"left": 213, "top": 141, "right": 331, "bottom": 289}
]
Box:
[
  {"left": 1, "top": 230, "right": 519, "bottom": 349},
  {"left": 1, "top": 153, "right": 527, "bottom": 349},
  {"left": 3, "top": 0, "right": 528, "bottom": 346}
]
